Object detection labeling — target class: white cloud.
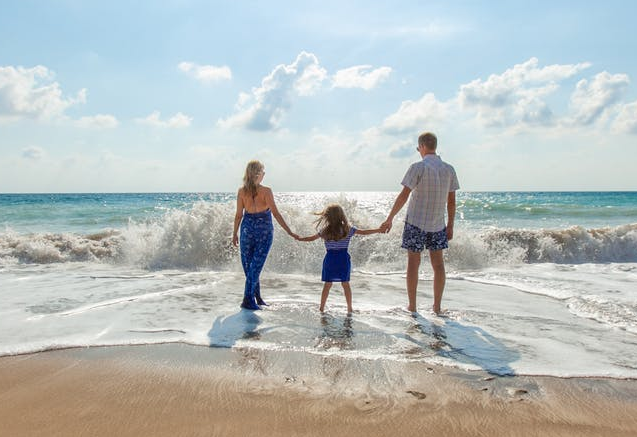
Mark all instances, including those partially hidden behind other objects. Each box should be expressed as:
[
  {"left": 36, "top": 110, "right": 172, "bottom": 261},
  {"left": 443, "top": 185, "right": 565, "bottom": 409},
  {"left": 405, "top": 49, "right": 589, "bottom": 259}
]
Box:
[
  {"left": 612, "top": 101, "right": 637, "bottom": 134},
  {"left": 381, "top": 92, "right": 449, "bottom": 134},
  {"left": 136, "top": 111, "right": 192, "bottom": 128},
  {"left": 178, "top": 62, "right": 232, "bottom": 83},
  {"left": 388, "top": 140, "right": 415, "bottom": 158},
  {"left": 332, "top": 65, "right": 392, "bottom": 90},
  {"left": 218, "top": 51, "right": 327, "bottom": 131},
  {"left": 75, "top": 114, "right": 119, "bottom": 129},
  {"left": 569, "top": 72, "right": 630, "bottom": 126},
  {"left": 458, "top": 57, "right": 590, "bottom": 127},
  {"left": 0, "top": 65, "right": 86, "bottom": 121},
  {"left": 21, "top": 146, "right": 45, "bottom": 161}
]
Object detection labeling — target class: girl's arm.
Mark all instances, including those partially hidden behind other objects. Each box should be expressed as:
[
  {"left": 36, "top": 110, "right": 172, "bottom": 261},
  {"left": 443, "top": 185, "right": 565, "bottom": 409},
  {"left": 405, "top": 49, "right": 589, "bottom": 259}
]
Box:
[
  {"left": 265, "top": 187, "right": 298, "bottom": 239},
  {"left": 354, "top": 228, "right": 383, "bottom": 236},
  {"left": 232, "top": 189, "right": 244, "bottom": 246},
  {"left": 297, "top": 233, "right": 320, "bottom": 242}
]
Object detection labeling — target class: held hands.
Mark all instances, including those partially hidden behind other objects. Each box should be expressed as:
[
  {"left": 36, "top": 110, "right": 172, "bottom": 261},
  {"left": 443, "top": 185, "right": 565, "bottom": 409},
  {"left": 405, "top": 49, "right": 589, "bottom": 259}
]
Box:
[{"left": 380, "top": 218, "right": 393, "bottom": 233}]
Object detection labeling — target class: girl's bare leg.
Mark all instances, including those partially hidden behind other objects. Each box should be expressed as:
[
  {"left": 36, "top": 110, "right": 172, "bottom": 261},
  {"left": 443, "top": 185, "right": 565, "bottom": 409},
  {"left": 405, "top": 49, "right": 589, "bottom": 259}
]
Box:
[
  {"left": 342, "top": 282, "right": 353, "bottom": 314},
  {"left": 320, "top": 282, "right": 332, "bottom": 312}
]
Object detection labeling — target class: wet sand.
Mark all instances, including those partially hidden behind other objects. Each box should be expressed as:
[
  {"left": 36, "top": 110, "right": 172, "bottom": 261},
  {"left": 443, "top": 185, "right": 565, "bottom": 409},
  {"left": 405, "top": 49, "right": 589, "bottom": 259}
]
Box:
[{"left": 1, "top": 344, "right": 636, "bottom": 437}]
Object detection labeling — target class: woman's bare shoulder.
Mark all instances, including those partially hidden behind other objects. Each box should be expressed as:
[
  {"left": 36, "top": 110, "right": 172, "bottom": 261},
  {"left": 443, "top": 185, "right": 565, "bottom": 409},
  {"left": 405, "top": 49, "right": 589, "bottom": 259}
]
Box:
[{"left": 259, "top": 185, "right": 273, "bottom": 195}]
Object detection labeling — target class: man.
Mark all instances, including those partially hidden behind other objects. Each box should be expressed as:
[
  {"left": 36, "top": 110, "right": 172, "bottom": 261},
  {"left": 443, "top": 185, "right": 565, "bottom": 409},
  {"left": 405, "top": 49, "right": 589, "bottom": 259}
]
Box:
[{"left": 381, "top": 132, "right": 459, "bottom": 314}]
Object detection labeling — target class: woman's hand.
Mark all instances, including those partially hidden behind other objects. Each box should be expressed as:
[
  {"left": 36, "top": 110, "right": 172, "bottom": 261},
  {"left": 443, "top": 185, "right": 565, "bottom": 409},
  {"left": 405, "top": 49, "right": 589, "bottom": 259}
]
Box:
[{"left": 232, "top": 233, "right": 239, "bottom": 247}]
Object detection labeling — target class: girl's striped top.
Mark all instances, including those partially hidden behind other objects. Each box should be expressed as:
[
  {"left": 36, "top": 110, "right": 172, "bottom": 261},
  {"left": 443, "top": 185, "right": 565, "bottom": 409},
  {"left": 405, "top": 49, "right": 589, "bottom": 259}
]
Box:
[{"left": 323, "top": 226, "right": 357, "bottom": 250}]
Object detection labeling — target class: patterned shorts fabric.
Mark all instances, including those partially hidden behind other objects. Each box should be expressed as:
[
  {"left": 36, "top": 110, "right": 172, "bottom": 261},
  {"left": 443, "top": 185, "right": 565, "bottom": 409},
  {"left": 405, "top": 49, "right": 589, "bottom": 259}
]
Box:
[{"left": 401, "top": 223, "right": 448, "bottom": 252}]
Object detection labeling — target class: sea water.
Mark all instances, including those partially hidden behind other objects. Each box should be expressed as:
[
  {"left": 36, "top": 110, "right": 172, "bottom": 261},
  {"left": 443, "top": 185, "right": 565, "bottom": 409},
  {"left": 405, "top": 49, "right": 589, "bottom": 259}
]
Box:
[{"left": 0, "top": 192, "right": 636, "bottom": 378}]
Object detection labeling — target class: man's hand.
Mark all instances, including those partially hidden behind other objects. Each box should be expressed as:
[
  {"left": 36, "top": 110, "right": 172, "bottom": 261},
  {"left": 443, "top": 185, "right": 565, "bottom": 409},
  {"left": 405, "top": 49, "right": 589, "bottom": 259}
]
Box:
[{"left": 380, "top": 219, "right": 393, "bottom": 233}]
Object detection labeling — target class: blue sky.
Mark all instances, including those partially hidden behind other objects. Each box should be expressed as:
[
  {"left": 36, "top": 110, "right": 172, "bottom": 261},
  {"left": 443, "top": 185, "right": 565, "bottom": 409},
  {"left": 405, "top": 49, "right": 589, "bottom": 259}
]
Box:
[{"left": 1, "top": 0, "right": 636, "bottom": 192}]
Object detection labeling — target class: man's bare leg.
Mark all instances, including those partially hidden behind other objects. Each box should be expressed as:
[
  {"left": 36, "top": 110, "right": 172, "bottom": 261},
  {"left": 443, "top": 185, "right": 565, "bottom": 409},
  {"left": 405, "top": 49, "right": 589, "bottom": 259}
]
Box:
[
  {"left": 429, "top": 249, "right": 445, "bottom": 314},
  {"left": 406, "top": 250, "right": 421, "bottom": 312}
]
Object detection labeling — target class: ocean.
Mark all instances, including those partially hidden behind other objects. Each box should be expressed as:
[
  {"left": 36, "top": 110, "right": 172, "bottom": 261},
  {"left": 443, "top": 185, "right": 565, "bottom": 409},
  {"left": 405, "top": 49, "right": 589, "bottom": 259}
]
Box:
[{"left": 1, "top": 191, "right": 636, "bottom": 378}]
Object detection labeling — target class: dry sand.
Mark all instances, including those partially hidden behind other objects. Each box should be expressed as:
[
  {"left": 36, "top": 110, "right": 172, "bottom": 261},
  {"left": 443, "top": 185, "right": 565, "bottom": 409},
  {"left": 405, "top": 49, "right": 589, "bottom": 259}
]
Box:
[{"left": 1, "top": 344, "right": 636, "bottom": 437}]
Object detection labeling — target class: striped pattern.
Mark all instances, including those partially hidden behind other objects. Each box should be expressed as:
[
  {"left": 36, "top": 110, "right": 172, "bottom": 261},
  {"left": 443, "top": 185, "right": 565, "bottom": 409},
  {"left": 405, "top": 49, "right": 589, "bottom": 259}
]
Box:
[{"left": 323, "top": 226, "right": 357, "bottom": 250}]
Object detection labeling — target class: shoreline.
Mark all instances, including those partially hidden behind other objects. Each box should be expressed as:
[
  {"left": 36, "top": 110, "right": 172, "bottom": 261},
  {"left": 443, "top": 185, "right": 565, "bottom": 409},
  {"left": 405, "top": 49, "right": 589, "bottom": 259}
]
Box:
[
  {"left": 2, "top": 344, "right": 637, "bottom": 436},
  {"left": 3, "top": 342, "right": 637, "bottom": 382}
]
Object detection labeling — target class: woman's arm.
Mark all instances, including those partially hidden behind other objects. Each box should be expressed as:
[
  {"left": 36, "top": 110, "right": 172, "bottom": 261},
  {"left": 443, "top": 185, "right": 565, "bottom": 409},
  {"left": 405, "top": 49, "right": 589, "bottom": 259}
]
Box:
[
  {"left": 232, "top": 189, "right": 244, "bottom": 246},
  {"left": 265, "top": 187, "right": 297, "bottom": 238},
  {"left": 297, "top": 233, "right": 320, "bottom": 242},
  {"left": 354, "top": 228, "right": 383, "bottom": 236}
]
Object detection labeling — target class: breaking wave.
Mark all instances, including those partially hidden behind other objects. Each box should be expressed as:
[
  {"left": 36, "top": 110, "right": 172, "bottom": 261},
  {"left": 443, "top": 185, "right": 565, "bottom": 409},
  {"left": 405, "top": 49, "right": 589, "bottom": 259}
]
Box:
[{"left": 1, "top": 201, "right": 636, "bottom": 271}]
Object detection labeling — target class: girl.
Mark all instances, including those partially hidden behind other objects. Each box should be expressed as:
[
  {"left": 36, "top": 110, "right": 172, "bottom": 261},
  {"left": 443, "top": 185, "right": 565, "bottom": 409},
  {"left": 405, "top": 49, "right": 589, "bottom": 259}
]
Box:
[
  {"left": 233, "top": 160, "right": 298, "bottom": 310},
  {"left": 297, "top": 204, "right": 382, "bottom": 314}
]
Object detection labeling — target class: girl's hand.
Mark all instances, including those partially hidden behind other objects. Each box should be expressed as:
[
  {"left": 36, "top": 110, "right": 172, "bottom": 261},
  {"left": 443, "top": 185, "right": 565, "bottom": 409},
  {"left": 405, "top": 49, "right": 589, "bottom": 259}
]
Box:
[{"left": 232, "top": 234, "right": 239, "bottom": 247}]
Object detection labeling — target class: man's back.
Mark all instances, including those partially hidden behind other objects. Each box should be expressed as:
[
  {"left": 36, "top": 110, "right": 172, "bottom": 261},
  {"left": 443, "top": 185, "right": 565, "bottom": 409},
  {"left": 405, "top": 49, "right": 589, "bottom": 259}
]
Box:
[{"left": 401, "top": 155, "right": 459, "bottom": 232}]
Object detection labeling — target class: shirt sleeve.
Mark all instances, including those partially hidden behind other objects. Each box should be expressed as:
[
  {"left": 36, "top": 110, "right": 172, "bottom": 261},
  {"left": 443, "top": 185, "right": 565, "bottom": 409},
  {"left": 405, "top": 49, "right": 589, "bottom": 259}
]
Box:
[
  {"left": 401, "top": 163, "right": 420, "bottom": 190},
  {"left": 449, "top": 166, "right": 460, "bottom": 192}
]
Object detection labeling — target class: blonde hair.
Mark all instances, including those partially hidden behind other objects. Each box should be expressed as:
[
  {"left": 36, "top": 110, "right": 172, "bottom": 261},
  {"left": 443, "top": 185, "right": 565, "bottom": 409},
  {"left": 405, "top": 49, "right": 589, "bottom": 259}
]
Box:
[
  {"left": 315, "top": 204, "right": 350, "bottom": 241},
  {"left": 242, "top": 160, "right": 264, "bottom": 198},
  {"left": 418, "top": 132, "right": 437, "bottom": 150}
]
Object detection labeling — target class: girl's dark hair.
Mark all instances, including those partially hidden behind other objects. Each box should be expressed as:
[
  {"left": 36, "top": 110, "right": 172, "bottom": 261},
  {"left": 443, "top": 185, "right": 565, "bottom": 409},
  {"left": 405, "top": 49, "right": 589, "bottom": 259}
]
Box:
[{"left": 315, "top": 204, "right": 349, "bottom": 241}]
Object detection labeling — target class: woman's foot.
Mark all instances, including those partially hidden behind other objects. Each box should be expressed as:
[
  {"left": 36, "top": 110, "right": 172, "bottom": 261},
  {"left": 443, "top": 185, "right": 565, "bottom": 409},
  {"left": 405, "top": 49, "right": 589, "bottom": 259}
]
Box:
[
  {"left": 241, "top": 297, "right": 261, "bottom": 311},
  {"left": 255, "top": 296, "right": 268, "bottom": 306}
]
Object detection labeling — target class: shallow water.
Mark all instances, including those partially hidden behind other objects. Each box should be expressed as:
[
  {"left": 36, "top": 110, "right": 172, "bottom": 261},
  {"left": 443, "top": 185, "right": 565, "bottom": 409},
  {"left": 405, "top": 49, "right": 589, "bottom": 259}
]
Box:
[{"left": 1, "top": 192, "right": 636, "bottom": 377}]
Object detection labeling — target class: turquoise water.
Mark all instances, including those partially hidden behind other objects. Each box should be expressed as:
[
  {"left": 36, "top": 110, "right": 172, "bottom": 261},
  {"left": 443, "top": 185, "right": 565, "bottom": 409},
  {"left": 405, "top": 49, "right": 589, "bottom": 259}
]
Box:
[
  {"left": 2, "top": 191, "right": 636, "bottom": 234},
  {"left": 0, "top": 193, "right": 235, "bottom": 234}
]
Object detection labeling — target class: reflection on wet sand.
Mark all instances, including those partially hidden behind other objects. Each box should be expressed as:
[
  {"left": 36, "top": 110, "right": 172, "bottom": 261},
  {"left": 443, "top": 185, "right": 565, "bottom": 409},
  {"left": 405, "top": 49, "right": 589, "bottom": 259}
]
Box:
[{"left": 316, "top": 314, "right": 354, "bottom": 351}]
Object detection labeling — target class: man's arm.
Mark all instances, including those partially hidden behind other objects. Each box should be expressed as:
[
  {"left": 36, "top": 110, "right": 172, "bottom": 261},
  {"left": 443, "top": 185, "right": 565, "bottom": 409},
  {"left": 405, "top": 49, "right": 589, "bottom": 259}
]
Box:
[
  {"left": 446, "top": 191, "right": 456, "bottom": 240},
  {"left": 381, "top": 186, "right": 411, "bottom": 233}
]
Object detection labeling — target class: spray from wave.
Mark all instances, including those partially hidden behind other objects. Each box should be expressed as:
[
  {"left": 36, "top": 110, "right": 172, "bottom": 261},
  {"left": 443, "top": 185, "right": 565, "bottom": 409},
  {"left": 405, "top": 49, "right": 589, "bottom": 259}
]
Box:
[{"left": 1, "top": 201, "right": 636, "bottom": 270}]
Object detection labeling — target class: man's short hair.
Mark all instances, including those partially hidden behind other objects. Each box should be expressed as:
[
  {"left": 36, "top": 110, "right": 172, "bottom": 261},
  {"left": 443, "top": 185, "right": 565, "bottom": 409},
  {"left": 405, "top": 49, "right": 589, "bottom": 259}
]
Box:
[{"left": 418, "top": 132, "right": 437, "bottom": 150}]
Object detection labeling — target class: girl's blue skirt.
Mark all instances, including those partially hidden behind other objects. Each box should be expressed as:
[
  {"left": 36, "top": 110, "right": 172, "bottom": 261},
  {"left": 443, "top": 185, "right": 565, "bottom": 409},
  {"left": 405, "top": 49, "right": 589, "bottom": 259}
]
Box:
[{"left": 322, "top": 249, "right": 351, "bottom": 282}]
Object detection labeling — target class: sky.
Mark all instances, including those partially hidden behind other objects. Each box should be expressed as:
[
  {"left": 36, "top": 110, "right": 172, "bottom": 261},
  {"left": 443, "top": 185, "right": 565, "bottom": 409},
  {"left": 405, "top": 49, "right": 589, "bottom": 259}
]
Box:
[{"left": 1, "top": 0, "right": 637, "bottom": 193}]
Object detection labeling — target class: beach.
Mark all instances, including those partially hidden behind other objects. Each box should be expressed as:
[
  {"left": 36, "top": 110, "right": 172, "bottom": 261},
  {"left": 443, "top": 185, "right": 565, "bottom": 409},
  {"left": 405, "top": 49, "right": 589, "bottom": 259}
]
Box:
[
  {"left": 1, "top": 191, "right": 636, "bottom": 436},
  {"left": 2, "top": 344, "right": 637, "bottom": 437}
]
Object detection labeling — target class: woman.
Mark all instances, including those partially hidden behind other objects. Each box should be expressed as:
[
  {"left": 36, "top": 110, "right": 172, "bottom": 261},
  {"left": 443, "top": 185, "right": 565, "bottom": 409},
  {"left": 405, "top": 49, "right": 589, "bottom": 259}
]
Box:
[{"left": 232, "top": 160, "right": 297, "bottom": 310}]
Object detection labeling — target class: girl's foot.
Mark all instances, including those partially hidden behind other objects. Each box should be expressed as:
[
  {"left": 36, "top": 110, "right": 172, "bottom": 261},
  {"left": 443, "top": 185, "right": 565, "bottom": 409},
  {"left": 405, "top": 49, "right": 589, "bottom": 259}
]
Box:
[{"left": 256, "top": 296, "right": 268, "bottom": 306}]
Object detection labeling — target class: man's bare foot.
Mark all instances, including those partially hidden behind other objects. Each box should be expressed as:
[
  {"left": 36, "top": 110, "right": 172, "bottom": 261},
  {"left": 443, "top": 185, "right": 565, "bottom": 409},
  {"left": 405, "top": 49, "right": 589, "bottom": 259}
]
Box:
[{"left": 432, "top": 307, "right": 448, "bottom": 317}]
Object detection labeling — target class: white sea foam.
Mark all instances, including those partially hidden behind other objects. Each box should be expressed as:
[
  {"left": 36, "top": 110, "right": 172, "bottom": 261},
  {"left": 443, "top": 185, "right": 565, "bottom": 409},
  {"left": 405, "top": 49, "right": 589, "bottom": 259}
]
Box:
[
  {"left": 2, "top": 201, "right": 636, "bottom": 269},
  {"left": 1, "top": 193, "right": 636, "bottom": 378}
]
